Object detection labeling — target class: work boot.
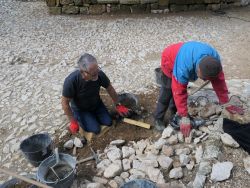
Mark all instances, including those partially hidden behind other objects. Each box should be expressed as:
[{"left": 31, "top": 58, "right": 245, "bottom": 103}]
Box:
[{"left": 154, "top": 119, "right": 165, "bottom": 132}]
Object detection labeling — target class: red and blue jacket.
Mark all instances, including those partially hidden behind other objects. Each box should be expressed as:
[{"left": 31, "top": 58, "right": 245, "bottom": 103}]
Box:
[{"left": 161, "top": 41, "right": 229, "bottom": 117}]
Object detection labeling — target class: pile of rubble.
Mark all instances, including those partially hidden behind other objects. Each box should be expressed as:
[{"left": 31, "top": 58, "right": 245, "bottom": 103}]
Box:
[{"left": 72, "top": 92, "right": 250, "bottom": 188}]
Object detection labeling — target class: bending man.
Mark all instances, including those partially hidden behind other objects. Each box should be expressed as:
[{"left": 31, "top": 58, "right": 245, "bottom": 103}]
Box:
[{"left": 154, "top": 41, "right": 243, "bottom": 136}]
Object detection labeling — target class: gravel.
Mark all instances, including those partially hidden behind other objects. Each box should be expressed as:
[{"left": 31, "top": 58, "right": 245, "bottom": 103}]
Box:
[{"left": 0, "top": 0, "right": 250, "bottom": 184}]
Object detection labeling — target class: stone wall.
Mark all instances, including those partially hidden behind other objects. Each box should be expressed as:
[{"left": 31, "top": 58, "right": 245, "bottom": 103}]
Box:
[{"left": 46, "top": 0, "right": 248, "bottom": 14}]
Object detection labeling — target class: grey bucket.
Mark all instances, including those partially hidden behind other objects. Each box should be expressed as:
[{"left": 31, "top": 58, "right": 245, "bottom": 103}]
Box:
[
  {"left": 120, "top": 179, "right": 158, "bottom": 188},
  {"left": 36, "top": 153, "right": 76, "bottom": 188},
  {"left": 154, "top": 67, "right": 163, "bottom": 86}
]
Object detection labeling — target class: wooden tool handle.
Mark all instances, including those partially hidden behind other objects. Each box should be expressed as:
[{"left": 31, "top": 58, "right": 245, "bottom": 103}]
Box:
[
  {"left": 189, "top": 80, "right": 210, "bottom": 96},
  {"left": 77, "top": 156, "right": 94, "bottom": 164},
  {"left": 72, "top": 146, "right": 77, "bottom": 155},
  {"left": 123, "top": 118, "right": 151, "bottom": 129},
  {"left": 0, "top": 168, "right": 52, "bottom": 188}
]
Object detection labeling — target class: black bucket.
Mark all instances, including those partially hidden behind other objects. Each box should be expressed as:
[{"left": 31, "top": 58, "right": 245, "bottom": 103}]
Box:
[
  {"left": 20, "top": 133, "right": 53, "bottom": 167},
  {"left": 118, "top": 93, "right": 138, "bottom": 111},
  {"left": 120, "top": 179, "right": 158, "bottom": 188}
]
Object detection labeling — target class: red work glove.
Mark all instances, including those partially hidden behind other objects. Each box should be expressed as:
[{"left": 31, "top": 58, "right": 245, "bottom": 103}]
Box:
[
  {"left": 69, "top": 119, "right": 79, "bottom": 134},
  {"left": 226, "top": 105, "right": 244, "bottom": 115},
  {"left": 116, "top": 104, "right": 131, "bottom": 117},
  {"left": 180, "top": 117, "right": 192, "bottom": 137}
]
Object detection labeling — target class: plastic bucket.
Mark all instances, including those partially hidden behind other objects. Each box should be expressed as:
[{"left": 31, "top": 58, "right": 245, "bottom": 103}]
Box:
[
  {"left": 118, "top": 93, "right": 138, "bottom": 111},
  {"left": 20, "top": 133, "right": 53, "bottom": 167},
  {"left": 36, "top": 153, "right": 76, "bottom": 188},
  {"left": 120, "top": 179, "right": 158, "bottom": 188}
]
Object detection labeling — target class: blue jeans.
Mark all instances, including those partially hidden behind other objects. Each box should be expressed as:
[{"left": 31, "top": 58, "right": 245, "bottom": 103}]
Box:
[{"left": 72, "top": 102, "right": 112, "bottom": 134}]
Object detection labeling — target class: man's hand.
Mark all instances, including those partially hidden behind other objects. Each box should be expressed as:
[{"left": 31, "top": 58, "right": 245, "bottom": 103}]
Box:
[
  {"left": 225, "top": 105, "right": 244, "bottom": 115},
  {"left": 116, "top": 104, "right": 131, "bottom": 117},
  {"left": 180, "top": 116, "right": 192, "bottom": 137},
  {"left": 69, "top": 119, "right": 79, "bottom": 134}
]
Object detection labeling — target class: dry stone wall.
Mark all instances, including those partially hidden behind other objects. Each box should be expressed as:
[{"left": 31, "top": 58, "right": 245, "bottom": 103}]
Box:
[{"left": 46, "top": 0, "right": 247, "bottom": 14}]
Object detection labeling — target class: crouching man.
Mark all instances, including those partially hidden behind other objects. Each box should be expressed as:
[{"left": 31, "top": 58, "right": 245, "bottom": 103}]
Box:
[{"left": 61, "top": 53, "right": 129, "bottom": 135}]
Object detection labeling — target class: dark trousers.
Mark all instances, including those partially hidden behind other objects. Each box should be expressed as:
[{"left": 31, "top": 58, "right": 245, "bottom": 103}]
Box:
[
  {"left": 72, "top": 101, "right": 112, "bottom": 134},
  {"left": 154, "top": 72, "right": 176, "bottom": 121}
]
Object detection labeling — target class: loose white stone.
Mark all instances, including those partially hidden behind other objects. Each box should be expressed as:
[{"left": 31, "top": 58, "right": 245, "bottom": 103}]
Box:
[
  {"left": 113, "top": 160, "right": 122, "bottom": 168},
  {"left": 195, "top": 145, "right": 203, "bottom": 164},
  {"left": 104, "top": 163, "right": 122, "bottom": 178},
  {"left": 108, "top": 180, "right": 118, "bottom": 188},
  {"left": 135, "top": 139, "right": 148, "bottom": 153},
  {"left": 129, "top": 169, "right": 146, "bottom": 179},
  {"left": 104, "top": 145, "right": 118, "bottom": 154},
  {"left": 73, "top": 137, "right": 83, "bottom": 148},
  {"left": 179, "top": 154, "right": 191, "bottom": 166},
  {"left": 167, "top": 135, "right": 178, "bottom": 145},
  {"left": 175, "top": 148, "right": 191, "bottom": 155},
  {"left": 193, "top": 174, "right": 206, "bottom": 188},
  {"left": 210, "top": 162, "right": 233, "bottom": 182},
  {"left": 177, "top": 132, "right": 184, "bottom": 143},
  {"left": 107, "top": 148, "right": 122, "bottom": 162},
  {"left": 122, "top": 159, "right": 132, "bottom": 171},
  {"left": 64, "top": 140, "right": 74, "bottom": 149},
  {"left": 169, "top": 167, "right": 183, "bottom": 179},
  {"left": 161, "top": 126, "right": 174, "bottom": 138},
  {"left": 114, "top": 176, "right": 124, "bottom": 186},
  {"left": 122, "top": 146, "right": 135, "bottom": 158},
  {"left": 203, "top": 139, "right": 221, "bottom": 160},
  {"left": 86, "top": 183, "right": 105, "bottom": 188},
  {"left": 146, "top": 167, "right": 165, "bottom": 184},
  {"left": 220, "top": 133, "right": 239, "bottom": 148},
  {"left": 162, "top": 145, "right": 174, "bottom": 157},
  {"left": 154, "top": 138, "right": 167, "bottom": 150},
  {"left": 243, "top": 156, "right": 250, "bottom": 174},
  {"left": 110, "top": 140, "right": 126, "bottom": 146},
  {"left": 97, "top": 159, "right": 111, "bottom": 172},
  {"left": 194, "top": 137, "right": 201, "bottom": 144},
  {"left": 186, "top": 160, "right": 195, "bottom": 170},
  {"left": 198, "top": 161, "right": 212, "bottom": 176},
  {"left": 144, "top": 144, "right": 159, "bottom": 155},
  {"left": 157, "top": 155, "right": 173, "bottom": 171},
  {"left": 120, "top": 172, "right": 129, "bottom": 179},
  {"left": 141, "top": 158, "right": 159, "bottom": 168},
  {"left": 92, "top": 177, "right": 108, "bottom": 185}
]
